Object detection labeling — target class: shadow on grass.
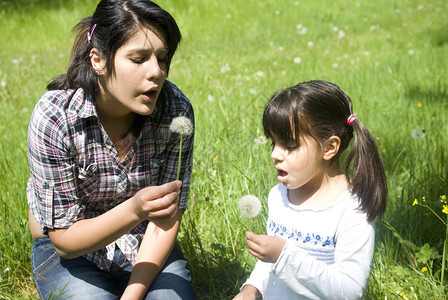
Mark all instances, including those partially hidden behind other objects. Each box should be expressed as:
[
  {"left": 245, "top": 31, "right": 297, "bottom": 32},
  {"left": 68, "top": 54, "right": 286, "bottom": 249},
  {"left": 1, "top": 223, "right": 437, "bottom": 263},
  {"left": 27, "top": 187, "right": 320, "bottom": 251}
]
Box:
[
  {"left": 180, "top": 218, "right": 249, "bottom": 300},
  {"left": 405, "top": 81, "right": 448, "bottom": 104},
  {"left": 429, "top": 21, "right": 448, "bottom": 47}
]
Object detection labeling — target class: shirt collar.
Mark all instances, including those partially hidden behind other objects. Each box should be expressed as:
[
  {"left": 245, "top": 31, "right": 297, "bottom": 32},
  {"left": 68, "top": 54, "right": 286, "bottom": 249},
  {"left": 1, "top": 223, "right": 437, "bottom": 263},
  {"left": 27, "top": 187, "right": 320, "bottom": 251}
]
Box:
[{"left": 68, "top": 88, "right": 98, "bottom": 119}]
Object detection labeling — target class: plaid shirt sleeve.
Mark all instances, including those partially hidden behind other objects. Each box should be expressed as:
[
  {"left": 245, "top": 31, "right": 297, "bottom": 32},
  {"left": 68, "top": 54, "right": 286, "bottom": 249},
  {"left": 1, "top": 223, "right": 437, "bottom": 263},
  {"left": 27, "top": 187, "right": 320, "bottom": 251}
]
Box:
[{"left": 27, "top": 90, "right": 84, "bottom": 233}]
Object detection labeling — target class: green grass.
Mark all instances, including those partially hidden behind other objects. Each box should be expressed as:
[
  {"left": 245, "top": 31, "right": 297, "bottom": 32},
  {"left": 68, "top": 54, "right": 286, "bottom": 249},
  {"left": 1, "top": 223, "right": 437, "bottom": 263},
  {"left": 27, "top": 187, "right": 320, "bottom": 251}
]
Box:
[{"left": 1, "top": 0, "right": 447, "bottom": 299}]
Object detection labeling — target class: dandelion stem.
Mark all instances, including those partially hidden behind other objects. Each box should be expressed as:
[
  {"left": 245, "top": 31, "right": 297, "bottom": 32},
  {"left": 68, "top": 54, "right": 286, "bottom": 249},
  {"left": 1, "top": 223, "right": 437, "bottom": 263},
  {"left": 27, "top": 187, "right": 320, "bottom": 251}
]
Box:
[
  {"left": 248, "top": 218, "right": 251, "bottom": 232},
  {"left": 176, "top": 134, "right": 183, "bottom": 181},
  {"left": 441, "top": 214, "right": 448, "bottom": 284}
]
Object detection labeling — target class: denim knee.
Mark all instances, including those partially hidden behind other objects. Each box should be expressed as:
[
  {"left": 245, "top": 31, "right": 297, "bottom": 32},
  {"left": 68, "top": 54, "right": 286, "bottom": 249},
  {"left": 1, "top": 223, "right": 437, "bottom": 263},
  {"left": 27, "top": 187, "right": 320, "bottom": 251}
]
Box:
[{"left": 31, "top": 237, "right": 120, "bottom": 299}]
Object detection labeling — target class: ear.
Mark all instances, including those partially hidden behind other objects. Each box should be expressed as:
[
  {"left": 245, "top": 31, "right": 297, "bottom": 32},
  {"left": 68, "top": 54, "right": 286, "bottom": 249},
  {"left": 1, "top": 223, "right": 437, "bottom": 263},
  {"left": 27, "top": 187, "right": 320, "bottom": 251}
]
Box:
[
  {"left": 322, "top": 136, "right": 341, "bottom": 161},
  {"left": 89, "top": 48, "right": 106, "bottom": 75}
]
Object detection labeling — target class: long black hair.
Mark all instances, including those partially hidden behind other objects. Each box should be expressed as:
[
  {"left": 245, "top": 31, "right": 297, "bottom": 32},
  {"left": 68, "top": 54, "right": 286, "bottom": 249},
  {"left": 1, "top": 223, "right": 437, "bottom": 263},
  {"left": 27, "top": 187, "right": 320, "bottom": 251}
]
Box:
[
  {"left": 47, "top": 0, "right": 181, "bottom": 101},
  {"left": 47, "top": 0, "right": 182, "bottom": 157},
  {"left": 263, "top": 80, "right": 387, "bottom": 222}
]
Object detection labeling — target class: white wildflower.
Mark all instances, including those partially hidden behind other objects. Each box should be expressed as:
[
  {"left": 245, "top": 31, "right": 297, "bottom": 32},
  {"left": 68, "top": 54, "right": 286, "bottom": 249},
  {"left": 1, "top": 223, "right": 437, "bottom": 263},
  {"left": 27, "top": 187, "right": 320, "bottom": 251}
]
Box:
[
  {"left": 254, "top": 136, "right": 267, "bottom": 144},
  {"left": 220, "top": 63, "right": 231, "bottom": 73},
  {"left": 293, "top": 57, "right": 302, "bottom": 64},
  {"left": 238, "top": 195, "right": 261, "bottom": 218},
  {"left": 207, "top": 95, "right": 215, "bottom": 102}
]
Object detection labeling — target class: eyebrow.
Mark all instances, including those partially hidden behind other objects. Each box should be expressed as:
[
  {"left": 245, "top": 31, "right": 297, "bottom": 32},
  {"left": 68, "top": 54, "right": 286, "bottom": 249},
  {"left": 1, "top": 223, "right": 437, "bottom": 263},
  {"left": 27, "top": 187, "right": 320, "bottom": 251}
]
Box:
[{"left": 126, "top": 47, "right": 169, "bottom": 55}]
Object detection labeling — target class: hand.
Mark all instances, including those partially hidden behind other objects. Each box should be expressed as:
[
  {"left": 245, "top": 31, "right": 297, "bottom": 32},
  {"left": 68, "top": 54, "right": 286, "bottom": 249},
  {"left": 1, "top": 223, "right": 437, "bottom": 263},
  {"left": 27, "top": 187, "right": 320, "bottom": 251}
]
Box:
[
  {"left": 233, "top": 285, "right": 261, "bottom": 300},
  {"left": 246, "top": 231, "right": 286, "bottom": 263},
  {"left": 131, "top": 180, "right": 181, "bottom": 221}
]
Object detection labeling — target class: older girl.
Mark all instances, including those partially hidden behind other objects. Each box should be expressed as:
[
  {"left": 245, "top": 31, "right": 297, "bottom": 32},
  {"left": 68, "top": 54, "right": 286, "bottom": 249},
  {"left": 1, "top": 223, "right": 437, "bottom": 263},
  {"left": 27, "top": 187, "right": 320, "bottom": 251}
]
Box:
[{"left": 27, "top": 1, "right": 196, "bottom": 299}]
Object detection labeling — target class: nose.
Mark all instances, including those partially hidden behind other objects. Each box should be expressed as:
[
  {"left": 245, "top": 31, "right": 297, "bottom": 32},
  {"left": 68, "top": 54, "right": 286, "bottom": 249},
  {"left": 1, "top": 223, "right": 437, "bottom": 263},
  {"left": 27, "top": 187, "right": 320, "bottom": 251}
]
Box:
[
  {"left": 145, "top": 56, "right": 164, "bottom": 79},
  {"left": 271, "top": 145, "right": 284, "bottom": 162}
]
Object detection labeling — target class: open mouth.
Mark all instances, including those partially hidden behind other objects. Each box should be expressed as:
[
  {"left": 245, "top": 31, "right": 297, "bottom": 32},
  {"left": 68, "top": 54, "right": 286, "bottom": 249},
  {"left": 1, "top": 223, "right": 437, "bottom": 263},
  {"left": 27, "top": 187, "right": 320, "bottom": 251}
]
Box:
[
  {"left": 142, "top": 90, "right": 158, "bottom": 102},
  {"left": 276, "top": 169, "right": 288, "bottom": 182}
]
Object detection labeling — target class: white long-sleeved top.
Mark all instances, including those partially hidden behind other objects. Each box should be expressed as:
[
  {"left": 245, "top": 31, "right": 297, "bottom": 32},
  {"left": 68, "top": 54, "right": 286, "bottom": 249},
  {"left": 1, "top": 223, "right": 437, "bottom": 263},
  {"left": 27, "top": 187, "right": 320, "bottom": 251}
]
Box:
[{"left": 243, "top": 184, "right": 375, "bottom": 299}]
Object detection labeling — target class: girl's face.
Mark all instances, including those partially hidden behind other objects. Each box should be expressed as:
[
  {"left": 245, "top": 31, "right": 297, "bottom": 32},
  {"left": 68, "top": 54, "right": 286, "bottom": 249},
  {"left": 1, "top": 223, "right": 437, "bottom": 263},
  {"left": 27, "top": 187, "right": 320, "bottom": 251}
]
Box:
[
  {"left": 96, "top": 27, "right": 168, "bottom": 119},
  {"left": 271, "top": 135, "right": 326, "bottom": 192}
]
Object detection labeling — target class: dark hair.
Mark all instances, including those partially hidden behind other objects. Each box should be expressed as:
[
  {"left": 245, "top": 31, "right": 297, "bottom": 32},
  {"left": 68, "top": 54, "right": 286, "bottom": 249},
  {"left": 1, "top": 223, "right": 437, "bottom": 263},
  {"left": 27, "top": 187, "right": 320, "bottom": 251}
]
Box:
[
  {"left": 47, "top": 0, "right": 181, "bottom": 157},
  {"left": 263, "top": 80, "right": 387, "bottom": 222},
  {"left": 47, "top": 0, "right": 181, "bottom": 100}
]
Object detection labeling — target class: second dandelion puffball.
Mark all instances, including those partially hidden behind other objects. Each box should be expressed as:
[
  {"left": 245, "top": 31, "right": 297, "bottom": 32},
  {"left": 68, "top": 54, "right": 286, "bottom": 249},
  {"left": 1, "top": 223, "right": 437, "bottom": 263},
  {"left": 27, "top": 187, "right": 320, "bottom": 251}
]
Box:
[{"left": 238, "top": 195, "right": 261, "bottom": 218}]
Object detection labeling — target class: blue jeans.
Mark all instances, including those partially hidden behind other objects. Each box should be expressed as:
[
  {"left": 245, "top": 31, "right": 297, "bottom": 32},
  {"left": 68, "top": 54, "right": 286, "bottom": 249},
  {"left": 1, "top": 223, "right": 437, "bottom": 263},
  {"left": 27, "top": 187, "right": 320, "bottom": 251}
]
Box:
[{"left": 31, "top": 237, "right": 197, "bottom": 299}]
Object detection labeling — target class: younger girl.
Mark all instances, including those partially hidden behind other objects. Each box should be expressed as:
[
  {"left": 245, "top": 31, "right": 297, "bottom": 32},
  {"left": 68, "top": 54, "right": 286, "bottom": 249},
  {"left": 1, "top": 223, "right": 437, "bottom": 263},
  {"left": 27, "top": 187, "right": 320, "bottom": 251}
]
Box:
[
  {"left": 27, "top": 0, "right": 196, "bottom": 299},
  {"left": 234, "top": 80, "right": 387, "bottom": 299}
]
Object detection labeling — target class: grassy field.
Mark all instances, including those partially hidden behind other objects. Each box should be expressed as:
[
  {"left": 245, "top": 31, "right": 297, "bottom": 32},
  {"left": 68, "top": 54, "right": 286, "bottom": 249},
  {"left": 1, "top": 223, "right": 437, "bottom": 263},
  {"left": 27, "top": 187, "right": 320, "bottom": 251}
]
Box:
[{"left": 0, "top": 0, "right": 447, "bottom": 299}]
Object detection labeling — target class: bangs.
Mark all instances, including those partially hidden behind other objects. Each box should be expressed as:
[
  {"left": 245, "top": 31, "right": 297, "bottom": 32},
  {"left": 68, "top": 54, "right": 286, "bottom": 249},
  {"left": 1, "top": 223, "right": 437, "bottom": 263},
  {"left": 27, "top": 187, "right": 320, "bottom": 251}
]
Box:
[{"left": 263, "top": 89, "right": 304, "bottom": 146}]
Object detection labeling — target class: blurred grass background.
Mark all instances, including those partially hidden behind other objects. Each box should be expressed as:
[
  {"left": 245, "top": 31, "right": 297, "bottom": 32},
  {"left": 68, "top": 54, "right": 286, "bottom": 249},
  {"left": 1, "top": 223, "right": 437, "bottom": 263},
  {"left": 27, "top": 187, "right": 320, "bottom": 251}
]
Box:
[{"left": 0, "top": 0, "right": 447, "bottom": 298}]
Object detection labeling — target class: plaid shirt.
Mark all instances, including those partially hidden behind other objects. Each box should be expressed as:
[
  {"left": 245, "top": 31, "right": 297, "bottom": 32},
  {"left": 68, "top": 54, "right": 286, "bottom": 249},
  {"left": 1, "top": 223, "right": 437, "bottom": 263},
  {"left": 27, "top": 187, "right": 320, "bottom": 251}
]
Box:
[{"left": 27, "top": 81, "right": 194, "bottom": 271}]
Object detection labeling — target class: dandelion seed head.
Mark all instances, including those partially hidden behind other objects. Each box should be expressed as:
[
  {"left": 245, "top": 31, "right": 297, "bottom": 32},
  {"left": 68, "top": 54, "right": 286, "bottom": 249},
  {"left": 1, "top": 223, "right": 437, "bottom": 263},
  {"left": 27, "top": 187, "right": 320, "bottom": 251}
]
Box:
[
  {"left": 293, "top": 57, "right": 302, "bottom": 64},
  {"left": 254, "top": 136, "right": 267, "bottom": 144},
  {"left": 238, "top": 195, "right": 261, "bottom": 218},
  {"left": 169, "top": 116, "right": 193, "bottom": 136},
  {"left": 297, "top": 27, "right": 307, "bottom": 35},
  {"left": 337, "top": 30, "right": 346, "bottom": 39},
  {"left": 411, "top": 129, "right": 425, "bottom": 139}
]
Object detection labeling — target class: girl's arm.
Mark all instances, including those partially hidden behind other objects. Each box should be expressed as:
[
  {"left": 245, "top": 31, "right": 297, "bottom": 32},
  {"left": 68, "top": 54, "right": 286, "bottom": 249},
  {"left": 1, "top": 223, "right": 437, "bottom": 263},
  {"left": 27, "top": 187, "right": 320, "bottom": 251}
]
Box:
[
  {"left": 121, "top": 209, "right": 183, "bottom": 300},
  {"left": 233, "top": 284, "right": 262, "bottom": 300},
  {"left": 247, "top": 215, "right": 374, "bottom": 299},
  {"left": 47, "top": 181, "right": 181, "bottom": 259}
]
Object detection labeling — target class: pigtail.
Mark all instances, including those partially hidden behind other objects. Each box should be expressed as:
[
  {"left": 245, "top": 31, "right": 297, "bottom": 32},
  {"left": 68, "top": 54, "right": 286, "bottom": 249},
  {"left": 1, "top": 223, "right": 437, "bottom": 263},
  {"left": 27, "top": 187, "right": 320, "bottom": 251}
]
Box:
[{"left": 345, "top": 119, "right": 387, "bottom": 222}]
